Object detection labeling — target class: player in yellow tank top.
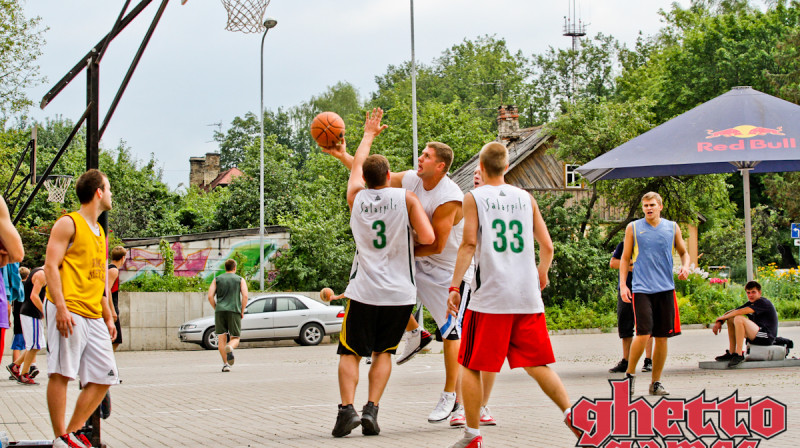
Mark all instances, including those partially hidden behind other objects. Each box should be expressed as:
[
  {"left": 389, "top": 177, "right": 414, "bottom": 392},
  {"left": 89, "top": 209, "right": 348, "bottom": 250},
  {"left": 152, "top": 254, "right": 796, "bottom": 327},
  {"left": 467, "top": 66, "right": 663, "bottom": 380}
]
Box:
[
  {"left": 44, "top": 169, "right": 119, "bottom": 446},
  {"left": 45, "top": 211, "right": 106, "bottom": 318}
]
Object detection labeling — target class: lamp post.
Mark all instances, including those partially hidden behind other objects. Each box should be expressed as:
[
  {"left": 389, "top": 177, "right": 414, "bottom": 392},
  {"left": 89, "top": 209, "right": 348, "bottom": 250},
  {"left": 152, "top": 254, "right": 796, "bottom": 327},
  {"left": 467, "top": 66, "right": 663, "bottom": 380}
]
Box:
[
  {"left": 260, "top": 17, "right": 277, "bottom": 290},
  {"left": 409, "top": 0, "right": 418, "bottom": 170}
]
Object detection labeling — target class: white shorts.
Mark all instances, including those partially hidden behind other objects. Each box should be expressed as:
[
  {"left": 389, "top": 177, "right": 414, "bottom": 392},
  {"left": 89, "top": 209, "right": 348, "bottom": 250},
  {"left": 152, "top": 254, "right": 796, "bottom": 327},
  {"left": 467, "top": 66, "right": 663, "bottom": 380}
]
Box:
[
  {"left": 45, "top": 301, "right": 119, "bottom": 387},
  {"left": 416, "top": 259, "right": 461, "bottom": 338},
  {"left": 21, "top": 315, "right": 45, "bottom": 350}
]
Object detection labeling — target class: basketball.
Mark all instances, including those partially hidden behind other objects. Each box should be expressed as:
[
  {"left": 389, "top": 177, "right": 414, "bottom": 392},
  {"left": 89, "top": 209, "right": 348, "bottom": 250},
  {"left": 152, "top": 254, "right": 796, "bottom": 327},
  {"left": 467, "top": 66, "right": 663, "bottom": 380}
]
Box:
[
  {"left": 310, "top": 112, "right": 345, "bottom": 148},
  {"left": 320, "top": 287, "right": 334, "bottom": 302}
]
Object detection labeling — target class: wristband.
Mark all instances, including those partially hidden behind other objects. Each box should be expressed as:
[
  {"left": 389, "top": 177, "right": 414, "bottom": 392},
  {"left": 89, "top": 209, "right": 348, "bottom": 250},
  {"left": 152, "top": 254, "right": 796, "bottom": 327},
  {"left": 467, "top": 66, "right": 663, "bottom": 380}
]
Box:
[{"left": 448, "top": 286, "right": 460, "bottom": 293}]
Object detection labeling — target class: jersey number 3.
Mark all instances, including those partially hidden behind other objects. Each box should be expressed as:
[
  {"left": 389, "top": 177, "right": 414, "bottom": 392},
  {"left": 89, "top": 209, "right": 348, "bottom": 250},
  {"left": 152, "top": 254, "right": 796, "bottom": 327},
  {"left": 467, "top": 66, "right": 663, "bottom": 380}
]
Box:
[
  {"left": 492, "top": 219, "right": 524, "bottom": 253},
  {"left": 372, "top": 220, "right": 387, "bottom": 249}
]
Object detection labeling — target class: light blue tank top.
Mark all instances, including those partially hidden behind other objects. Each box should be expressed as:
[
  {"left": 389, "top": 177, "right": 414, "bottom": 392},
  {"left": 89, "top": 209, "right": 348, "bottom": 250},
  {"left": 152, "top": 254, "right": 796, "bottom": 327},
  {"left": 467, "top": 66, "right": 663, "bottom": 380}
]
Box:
[{"left": 631, "top": 218, "right": 676, "bottom": 294}]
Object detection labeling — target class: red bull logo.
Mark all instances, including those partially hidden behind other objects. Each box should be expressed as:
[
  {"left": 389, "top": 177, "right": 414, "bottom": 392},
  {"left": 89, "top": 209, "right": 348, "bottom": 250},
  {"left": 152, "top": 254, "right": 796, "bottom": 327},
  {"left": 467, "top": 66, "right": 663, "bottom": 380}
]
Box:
[
  {"left": 699, "top": 124, "right": 795, "bottom": 152},
  {"left": 706, "top": 125, "right": 785, "bottom": 138}
]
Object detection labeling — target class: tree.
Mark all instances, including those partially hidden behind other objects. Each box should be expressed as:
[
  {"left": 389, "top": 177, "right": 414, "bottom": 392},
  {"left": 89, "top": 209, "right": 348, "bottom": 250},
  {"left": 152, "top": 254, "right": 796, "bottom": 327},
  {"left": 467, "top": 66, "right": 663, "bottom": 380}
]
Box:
[
  {"left": 531, "top": 33, "right": 622, "bottom": 123},
  {"left": 617, "top": 1, "right": 800, "bottom": 122},
  {"left": 213, "top": 134, "right": 297, "bottom": 230},
  {"left": 104, "top": 144, "right": 183, "bottom": 238},
  {"left": 547, "top": 98, "right": 732, "bottom": 244},
  {"left": 0, "top": 1, "right": 45, "bottom": 121}
]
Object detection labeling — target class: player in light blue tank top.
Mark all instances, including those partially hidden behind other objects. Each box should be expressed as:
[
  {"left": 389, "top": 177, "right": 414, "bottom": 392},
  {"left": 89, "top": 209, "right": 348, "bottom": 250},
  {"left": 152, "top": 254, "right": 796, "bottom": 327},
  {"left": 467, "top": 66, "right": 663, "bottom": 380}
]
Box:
[
  {"left": 618, "top": 192, "right": 691, "bottom": 398},
  {"left": 630, "top": 217, "right": 677, "bottom": 294}
]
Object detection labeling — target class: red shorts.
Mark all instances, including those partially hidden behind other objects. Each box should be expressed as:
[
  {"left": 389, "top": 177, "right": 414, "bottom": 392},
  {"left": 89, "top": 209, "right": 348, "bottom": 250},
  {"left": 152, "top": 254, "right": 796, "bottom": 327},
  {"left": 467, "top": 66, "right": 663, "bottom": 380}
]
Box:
[{"left": 458, "top": 310, "right": 555, "bottom": 372}]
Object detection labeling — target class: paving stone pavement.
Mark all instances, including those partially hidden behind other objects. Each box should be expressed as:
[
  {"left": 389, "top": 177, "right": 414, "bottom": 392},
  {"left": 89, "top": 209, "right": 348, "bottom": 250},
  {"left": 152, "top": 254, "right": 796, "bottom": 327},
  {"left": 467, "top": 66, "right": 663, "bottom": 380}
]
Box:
[{"left": 1, "top": 327, "right": 799, "bottom": 447}]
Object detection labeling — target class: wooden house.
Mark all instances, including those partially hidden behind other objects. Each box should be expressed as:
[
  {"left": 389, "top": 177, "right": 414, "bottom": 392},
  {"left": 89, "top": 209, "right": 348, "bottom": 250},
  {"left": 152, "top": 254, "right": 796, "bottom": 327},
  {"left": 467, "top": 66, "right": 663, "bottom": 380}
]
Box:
[
  {"left": 449, "top": 106, "right": 700, "bottom": 265},
  {"left": 450, "top": 106, "right": 626, "bottom": 222}
]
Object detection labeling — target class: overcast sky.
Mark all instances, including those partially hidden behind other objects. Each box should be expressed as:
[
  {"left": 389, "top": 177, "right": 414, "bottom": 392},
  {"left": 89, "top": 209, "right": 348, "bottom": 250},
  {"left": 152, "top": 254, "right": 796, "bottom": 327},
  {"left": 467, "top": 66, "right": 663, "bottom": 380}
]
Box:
[{"left": 21, "top": 0, "right": 687, "bottom": 189}]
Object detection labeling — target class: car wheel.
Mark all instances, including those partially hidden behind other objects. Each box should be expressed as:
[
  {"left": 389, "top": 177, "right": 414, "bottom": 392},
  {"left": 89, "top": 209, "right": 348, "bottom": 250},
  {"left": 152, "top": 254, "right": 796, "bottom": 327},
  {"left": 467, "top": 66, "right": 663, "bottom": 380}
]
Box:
[
  {"left": 202, "top": 327, "right": 218, "bottom": 350},
  {"left": 299, "top": 323, "right": 324, "bottom": 346}
]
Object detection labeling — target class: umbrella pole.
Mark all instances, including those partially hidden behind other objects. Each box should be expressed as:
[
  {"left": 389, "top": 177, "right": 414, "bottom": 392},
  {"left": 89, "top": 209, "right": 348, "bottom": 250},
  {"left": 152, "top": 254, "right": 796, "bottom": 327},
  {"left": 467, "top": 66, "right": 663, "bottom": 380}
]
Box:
[{"left": 742, "top": 168, "right": 754, "bottom": 281}]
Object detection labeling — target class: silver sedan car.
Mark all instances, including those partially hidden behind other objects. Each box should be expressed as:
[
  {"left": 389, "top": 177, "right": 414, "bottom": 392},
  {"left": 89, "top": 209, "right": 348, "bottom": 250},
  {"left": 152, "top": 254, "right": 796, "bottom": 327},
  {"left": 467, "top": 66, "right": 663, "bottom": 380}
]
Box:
[{"left": 178, "top": 293, "right": 344, "bottom": 350}]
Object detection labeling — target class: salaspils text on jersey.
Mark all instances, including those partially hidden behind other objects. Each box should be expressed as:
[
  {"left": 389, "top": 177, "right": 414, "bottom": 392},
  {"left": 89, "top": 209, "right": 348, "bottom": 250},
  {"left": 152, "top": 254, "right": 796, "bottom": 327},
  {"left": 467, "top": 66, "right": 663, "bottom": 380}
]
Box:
[
  {"left": 480, "top": 196, "right": 528, "bottom": 214},
  {"left": 358, "top": 198, "right": 400, "bottom": 215}
]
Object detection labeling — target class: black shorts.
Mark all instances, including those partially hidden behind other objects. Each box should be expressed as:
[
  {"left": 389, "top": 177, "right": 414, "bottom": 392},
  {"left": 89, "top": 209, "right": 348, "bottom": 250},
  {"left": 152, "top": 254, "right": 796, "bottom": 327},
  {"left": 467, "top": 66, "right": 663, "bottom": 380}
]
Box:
[
  {"left": 632, "top": 290, "right": 681, "bottom": 338},
  {"left": 337, "top": 299, "right": 414, "bottom": 357},
  {"left": 617, "top": 293, "right": 635, "bottom": 339},
  {"left": 748, "top": 327, "right": 775, "bottom": 346}
]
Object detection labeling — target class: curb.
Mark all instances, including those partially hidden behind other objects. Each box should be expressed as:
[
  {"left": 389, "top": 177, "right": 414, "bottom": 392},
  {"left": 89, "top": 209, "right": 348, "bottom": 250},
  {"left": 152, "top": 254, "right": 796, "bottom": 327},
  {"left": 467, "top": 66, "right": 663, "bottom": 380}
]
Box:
[{"left": 549, "top": 321, "right": 800, "bottom": 336}]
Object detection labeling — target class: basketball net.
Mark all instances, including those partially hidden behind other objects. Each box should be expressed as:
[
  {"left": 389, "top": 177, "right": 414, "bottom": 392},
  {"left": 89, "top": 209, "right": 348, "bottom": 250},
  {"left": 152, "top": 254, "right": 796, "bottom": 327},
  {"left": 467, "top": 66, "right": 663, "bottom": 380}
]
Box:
[
  {"left": 220, "top": 0, "right": 270, "bottom": 34},
  {"left": 43, "top": 175, "right": 73, "bottom": 203}
]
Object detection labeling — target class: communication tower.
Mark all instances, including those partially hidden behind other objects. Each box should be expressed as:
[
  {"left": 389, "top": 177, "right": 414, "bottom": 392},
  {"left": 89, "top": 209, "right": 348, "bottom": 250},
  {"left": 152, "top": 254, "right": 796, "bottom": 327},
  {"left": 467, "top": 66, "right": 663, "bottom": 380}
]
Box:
[{"left": 563, "top": 0, "right": 588, "bottom": 100}]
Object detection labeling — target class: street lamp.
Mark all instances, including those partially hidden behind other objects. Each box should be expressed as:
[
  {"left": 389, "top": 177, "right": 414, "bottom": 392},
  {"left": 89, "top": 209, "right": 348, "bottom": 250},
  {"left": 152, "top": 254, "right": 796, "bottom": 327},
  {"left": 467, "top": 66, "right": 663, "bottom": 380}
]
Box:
[{"left": 260, "top": 17, "right": 277, "bottom": 290}]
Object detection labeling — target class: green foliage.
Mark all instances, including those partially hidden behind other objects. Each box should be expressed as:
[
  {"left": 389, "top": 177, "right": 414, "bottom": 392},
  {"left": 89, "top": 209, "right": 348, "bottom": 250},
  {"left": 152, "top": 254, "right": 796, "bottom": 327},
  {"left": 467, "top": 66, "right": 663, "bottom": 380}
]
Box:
[
  {"left": 536, "top": 193, "right": 616, "bottom": 305},
  {"left": 0, "top": 1, "right": 45, "bottom": 120},
  {"left": 545, "top": 289, "right": 618, "bottom": 331},
  {"left": 120, "top": 272, "right": 206, "bottom": 293},
  {"left": 159, "top": 239, "right": 174, "bottom": 277},
  {"left": 105, "top": 144, "right": 183, "bottom": 238},
  {"left": 619, "top": 2, "right": 800, "bottom": 121},
  {"left": 272, "top": 152, "right": 354, "bottom": 292}
]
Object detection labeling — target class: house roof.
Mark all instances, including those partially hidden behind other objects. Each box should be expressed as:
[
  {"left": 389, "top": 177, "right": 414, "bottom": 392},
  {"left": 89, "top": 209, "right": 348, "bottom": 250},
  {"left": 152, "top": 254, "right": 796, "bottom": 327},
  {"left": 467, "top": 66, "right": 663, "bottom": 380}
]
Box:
[
  {"left": 206, "top": 167, "right": 243, "bottom": 191},
  {"left": 450, "top": 126, "right": 553, "bottom": 192}
]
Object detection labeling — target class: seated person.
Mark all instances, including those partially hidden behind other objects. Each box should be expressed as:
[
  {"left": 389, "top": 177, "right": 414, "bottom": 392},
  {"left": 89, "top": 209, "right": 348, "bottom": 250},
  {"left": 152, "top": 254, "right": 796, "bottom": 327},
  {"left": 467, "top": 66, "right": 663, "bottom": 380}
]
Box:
[{"left": 711, "top": 280, "right": 778, "bottom": 368}]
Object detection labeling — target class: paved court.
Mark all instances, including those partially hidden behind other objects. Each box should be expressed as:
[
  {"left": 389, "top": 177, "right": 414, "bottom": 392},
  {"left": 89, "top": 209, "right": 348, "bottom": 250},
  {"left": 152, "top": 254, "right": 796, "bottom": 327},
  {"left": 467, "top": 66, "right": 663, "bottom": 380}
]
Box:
[{"left": 1, "top": 327, "right": 799, "bottom": 447}]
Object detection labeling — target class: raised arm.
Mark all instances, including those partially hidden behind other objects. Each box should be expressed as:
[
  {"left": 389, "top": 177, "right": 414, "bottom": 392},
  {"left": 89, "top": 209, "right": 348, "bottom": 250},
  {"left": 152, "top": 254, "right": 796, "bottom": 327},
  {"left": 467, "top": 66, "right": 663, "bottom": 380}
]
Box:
[
  {"left": 530, "top": 194, "right": 553, "bottom": 291},
  {"left": 0, "top": 196, "right": 24, "bottom": 266},
  {"left": 320, "top": 108, "right": 406, "bottom": 188},
  {"left": 347, "top": 108, "right": 388, "bottom": 208},
  {"left": 406, "top": 191, "right": 434, "bottom": 245}
]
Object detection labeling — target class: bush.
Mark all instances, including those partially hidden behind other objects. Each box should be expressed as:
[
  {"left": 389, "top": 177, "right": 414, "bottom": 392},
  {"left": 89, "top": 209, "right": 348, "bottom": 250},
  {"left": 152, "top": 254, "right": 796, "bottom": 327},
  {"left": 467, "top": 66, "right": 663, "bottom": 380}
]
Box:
[{"left": 121, "top": 272, "right": 207, "bottom": 292}]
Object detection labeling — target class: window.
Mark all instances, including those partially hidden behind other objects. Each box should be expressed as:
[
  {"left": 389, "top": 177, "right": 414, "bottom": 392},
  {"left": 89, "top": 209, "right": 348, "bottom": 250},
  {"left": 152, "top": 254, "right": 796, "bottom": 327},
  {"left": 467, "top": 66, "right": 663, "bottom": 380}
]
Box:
[
  {"left": 246, "top": 298, "right": 273, "bottom": 314},
  {"left": 565, "top": 164, "right": 583, "bottom": 189},
  {"left": 275, "top": 297, "right": 308, "bottom": 312}
]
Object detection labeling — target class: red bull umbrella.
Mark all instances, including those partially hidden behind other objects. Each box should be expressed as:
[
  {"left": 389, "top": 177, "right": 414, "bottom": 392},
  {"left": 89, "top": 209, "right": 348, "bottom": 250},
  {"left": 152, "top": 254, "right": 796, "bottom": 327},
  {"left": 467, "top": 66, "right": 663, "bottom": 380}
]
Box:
[{"left": 577, "top": 86, "right": 800, "bottom": 280}]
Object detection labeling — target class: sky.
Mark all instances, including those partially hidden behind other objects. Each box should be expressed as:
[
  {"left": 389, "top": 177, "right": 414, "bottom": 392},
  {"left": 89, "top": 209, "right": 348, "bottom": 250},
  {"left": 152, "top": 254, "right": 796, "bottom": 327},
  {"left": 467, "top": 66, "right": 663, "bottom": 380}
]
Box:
[{"left": 20, "top": 0, "right": 688, "bottom": 190}]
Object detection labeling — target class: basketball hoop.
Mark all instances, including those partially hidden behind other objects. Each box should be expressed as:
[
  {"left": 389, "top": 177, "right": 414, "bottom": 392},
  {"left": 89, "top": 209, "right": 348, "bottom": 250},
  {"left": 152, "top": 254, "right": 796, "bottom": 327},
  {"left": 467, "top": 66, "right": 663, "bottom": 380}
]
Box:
[
  {"left": 220, "top": 0, "right": 270, "bottom": 33},
  {"left": 43, "top": 175, "right": 73, "bottom": 203}
]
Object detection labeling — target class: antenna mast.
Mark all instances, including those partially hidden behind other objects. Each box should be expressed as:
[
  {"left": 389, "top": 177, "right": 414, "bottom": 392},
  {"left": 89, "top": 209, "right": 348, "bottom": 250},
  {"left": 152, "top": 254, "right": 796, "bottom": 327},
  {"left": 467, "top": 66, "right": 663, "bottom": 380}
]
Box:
[{"left": 563, "top": 0, "right": 587, "bottom": 102}]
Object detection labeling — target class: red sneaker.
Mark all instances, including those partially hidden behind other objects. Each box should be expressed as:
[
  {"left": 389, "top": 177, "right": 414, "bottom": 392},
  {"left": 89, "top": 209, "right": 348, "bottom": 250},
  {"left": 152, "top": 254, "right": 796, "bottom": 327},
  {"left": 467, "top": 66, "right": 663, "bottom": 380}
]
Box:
[
  {"left": 17, "top": 373, "right": 37, "bottom": 385},
  {"left": 6, "top": 362, "right": 21, "bottom": 381},
  {"left": 449, "top": 434, "right": 483, "bottom": 448}
]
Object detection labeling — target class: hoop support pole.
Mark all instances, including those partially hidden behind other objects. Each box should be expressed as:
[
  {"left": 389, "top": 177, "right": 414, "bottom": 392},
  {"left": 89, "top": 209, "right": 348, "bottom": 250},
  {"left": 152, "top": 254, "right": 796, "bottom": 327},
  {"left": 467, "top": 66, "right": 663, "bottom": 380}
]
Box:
[{"left": 13, "top": 104, "right": 91, "bottom": 224}]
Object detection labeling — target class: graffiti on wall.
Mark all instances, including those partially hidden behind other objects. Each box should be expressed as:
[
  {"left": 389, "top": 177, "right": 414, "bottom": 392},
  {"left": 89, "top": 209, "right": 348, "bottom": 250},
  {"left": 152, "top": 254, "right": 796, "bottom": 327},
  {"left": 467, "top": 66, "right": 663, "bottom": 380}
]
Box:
[{"left": 121, "top": 233, "right": 289, "bottom": 284}]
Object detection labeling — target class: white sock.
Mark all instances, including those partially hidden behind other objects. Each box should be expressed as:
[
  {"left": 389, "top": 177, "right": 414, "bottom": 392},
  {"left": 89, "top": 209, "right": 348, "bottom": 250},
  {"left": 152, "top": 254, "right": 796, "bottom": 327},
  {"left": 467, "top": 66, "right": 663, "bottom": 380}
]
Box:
[
  {"left": 465, "top": 426, "right": 480, "bottom": 437},
  {"left": 444, "top": 391, "right": 456, "bottom": 399}
]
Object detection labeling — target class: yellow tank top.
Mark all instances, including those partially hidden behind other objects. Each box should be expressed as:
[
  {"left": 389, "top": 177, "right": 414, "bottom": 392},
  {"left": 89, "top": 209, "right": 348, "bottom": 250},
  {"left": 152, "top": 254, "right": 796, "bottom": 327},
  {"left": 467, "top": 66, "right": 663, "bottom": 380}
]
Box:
[{"left": 46, "top": 212, "right": 107, "bottom": 318}]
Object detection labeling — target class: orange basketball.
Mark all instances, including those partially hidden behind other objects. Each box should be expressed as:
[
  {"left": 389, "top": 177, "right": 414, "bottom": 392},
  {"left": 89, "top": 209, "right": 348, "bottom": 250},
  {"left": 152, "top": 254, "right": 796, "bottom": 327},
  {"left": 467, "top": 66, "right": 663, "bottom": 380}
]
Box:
[
  {"left": 320, "top": 287, "right": 334, "bottom": 302},
  {"left": 310, "top": 112, "right": 345, "bottom": 148}
]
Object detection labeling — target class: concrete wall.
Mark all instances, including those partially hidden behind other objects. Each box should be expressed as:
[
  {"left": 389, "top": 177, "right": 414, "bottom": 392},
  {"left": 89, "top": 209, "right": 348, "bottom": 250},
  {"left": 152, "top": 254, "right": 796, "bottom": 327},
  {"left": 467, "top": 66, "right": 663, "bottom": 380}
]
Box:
[{"left": 118, "top": 291, "right": 326, "bottom": 351}]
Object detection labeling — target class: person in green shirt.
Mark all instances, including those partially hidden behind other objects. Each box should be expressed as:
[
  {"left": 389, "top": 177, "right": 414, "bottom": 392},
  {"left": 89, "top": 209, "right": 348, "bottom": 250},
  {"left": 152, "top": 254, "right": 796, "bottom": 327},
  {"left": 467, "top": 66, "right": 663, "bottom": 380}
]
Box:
[{"left": 208, "top": 259, "right": 248, "bottom": 372}]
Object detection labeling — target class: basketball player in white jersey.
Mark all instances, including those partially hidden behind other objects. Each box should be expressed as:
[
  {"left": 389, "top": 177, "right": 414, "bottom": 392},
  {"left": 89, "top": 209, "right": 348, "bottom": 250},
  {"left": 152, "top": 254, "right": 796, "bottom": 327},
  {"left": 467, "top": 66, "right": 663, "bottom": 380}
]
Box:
[
  {"left": 331, "top": 109, "right": 435, "bottom": 438},
  {"left": 447, "top": 142, "right": 580, "bottom": 448},
  {"left": 323, "top": 112, "right": 470, "bottom": 425}
]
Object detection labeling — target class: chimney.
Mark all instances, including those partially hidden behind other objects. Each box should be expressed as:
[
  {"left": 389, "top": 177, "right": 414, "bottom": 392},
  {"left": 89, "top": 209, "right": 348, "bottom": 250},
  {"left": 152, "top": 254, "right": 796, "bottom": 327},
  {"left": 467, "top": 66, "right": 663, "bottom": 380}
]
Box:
[
  {"left": 189, "top": 157, "right": 205, "bottom": 189},
  {"left": 497, "top": 105, "right": 520, "bottom": 141}
]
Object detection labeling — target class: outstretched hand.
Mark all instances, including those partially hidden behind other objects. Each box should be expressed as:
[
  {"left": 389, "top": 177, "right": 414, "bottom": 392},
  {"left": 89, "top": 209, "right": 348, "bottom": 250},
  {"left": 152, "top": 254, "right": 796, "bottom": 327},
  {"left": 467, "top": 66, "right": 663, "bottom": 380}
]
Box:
[
  {"left": 363, "top": 108, "right": 388, "bottom": 137},
  {"left": 320, "top": 138, "right": 347, "bottom": 159}
]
